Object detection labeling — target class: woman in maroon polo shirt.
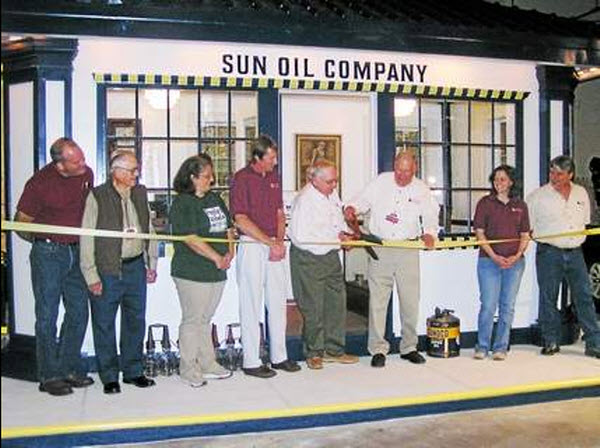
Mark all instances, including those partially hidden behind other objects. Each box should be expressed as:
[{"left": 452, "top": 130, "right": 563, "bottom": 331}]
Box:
[{"left": 473, "top": 165, "right": 530, "bottom": 361}]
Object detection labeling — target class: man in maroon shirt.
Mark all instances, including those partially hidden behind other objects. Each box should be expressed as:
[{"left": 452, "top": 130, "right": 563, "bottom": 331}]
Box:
[
  {"left": 230, "top": 135, "right": 300, "bottom": 378},
  {"left": 15, "top": 137, "right": 95, "bottom": 396}
]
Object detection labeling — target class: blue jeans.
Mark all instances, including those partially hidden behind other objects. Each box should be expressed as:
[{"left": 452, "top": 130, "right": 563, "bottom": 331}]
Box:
[
  {"left": 30, "top": 240, "right": 89, "bottom": 383},
  {"left": 536, "top": 243, "right": 600, "bottom": 349},
  {"left": 90, "top": 257, "right": 147, "bottom": 385},
  {"left": 476, "top": 257, "right": 525, "bottom": 353}
]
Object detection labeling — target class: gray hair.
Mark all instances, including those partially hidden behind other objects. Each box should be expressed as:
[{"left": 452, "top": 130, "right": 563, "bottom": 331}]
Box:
[
  {"left": 307, "top": 159, "right": 335, "bottom": 181},
  {"left": 49, "top": 137, "right": 79, "bottom": 163},
  {"left": 110, "top": 150, "right": 137, "bottom": 171},
  {"left": 550, "top": 155, "right": 575, "bottom": 175}
]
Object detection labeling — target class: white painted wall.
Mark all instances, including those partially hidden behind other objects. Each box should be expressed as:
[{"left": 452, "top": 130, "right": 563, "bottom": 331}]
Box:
[{"left": 10, "top": 35, "right": 546, "bottom": 352}]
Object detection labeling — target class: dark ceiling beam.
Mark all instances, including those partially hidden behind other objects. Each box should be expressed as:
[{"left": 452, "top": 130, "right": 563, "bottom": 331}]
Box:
[{"left": 2, "top": 1, "right": 599, "bottom": 66}]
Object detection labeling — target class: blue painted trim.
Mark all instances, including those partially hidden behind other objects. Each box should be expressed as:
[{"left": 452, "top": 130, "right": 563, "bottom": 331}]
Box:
[
  {"left": 4, "top": 385, "right": 598, "bottom": 447},
  {"left": 65, "top": 76, "right": 72, "bottom": 138},
  {"left": 34, "top": 78, "right": 45, "bottom": 169},
  {"left": 258, "top": 89, "right": 279, "bottom": 144},
  {"left": 96, "top": 84, "right": 107, "bottom": 182},
  {"left": 377, "top": 93, "right": 395, "bottom": 173}
]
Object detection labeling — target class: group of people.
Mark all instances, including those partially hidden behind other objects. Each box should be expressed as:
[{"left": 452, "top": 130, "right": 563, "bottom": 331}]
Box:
[{"left": 15, "top": 135, "right": 599, "bottom": 396}]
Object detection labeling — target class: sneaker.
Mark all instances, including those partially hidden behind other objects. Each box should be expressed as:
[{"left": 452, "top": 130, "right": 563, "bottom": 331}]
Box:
[
  {"left": 492, "top": 351, "right": 507, "bottom": 361},
  {"left": 473, "top": 350, "right": 487, "bottom": 360},
  {"left": 584, "top": 346, "right": 600, "bottom": 358},
  {"left": 180, "top": 376, "right": 208, "bottom": 388},
  {"left": 203, "top": 365, "right": 233, "bottom": 380},
  {"left": 306, "top": 357, "right": 323, "bottom": 370},
  {"left": 541, "top": 344, "right": 560, "bottom": 356},
  {"left": 322, "top": 353, "right": 359, "bottom": 364}
]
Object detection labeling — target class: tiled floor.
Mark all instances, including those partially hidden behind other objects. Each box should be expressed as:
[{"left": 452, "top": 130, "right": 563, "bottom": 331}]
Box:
[{"left": 1, "top": 341, "right": 599, "bottom": 443}]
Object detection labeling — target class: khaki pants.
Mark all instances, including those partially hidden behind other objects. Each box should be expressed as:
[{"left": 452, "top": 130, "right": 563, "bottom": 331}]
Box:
[
  {"left": 290, "top": 245, "right": 346, "bottom": 358},
  {"left": 367, "top": 248, "right": 420, "bottom": 356},
  {"left": 173, "top": 277, "right": 225, "bottom": 382}
]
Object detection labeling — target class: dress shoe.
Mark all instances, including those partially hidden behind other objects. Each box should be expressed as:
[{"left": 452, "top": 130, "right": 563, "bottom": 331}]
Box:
[
  {"left": 584, "top": 346, "right": 600, "bottom": 358},
  {"left": 371, "top": 353, "right": 386, "bottom": 368},
  {"left": 322, "top": 352, "right": 359, "bottom": 364},
  {"left": 123, "top": 375, "right": 156, "bottom": 388},
  {"left": 271, "top": 359, "right": 301, "bottom": 372},
  {"left": 540, "top": 344, "right": 560, "bottom": 356},
  {"left": 242, "top": 365, "right": 277, "bottom": 378},
  {"left": 103, "top": 382, "right": 121, "bottom": 394},
  {"left": 400, "top": 351, "right": 426, "bottom": 364},
  {"left": 39, "top": 379, "right": 73, "bottom": 396},
  {"left": 306, "top": 357, "right": 323, "bottom": 370},
  {"left": 65, "top": 375, "right": 95, "bottom": 388}
]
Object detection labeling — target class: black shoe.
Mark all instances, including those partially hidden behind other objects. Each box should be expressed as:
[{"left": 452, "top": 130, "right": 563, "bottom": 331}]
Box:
[
  {"left": 65, "top": 375, "right": 95, "bottom": 388},
  {"left": 400, "top": 351, "right": 426, "bottom": 364},
  {"left": 371, "top": 353, "right": 386, "bottom": 368},
  {"left": 242, "top": 365, "right": 277, "bottom": 378},
  {"left": 541, "top": 344, "right": 560, "bottom": 356},
  {"left": 123, "top": 375, "right": 156, "bottom": 388},
  {"left": 103, "top": 382, "right": 121, "bottom": 394},
  {"left": 584, "top": 346, "right": 600, "bottom": 358},
  {"left": 38, "top": 380, "right": 73, "bottom": 396},
  {"left": 271, "top": 359, "right": 301, "bottom": 372}
]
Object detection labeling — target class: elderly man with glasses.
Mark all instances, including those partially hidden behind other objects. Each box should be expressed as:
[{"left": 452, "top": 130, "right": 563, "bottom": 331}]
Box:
[{"left": 80, "top": 150, "right": 159, "bottom": 394}]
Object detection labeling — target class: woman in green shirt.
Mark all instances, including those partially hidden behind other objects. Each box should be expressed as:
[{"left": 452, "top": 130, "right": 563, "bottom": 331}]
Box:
[{"left": 171, "top": 154, "right": 234, "bottom": 387}]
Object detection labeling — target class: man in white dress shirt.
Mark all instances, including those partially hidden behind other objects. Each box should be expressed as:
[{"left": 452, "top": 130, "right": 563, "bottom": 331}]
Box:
[
  {"left": 289, "top": 160, "right": 359, "bottom": 370},
  {"left": 344, "top": 151, "right": 439, "bottom": 368},
  {"left": 527, "top": 155, "right": 600, "bottom": 358}
]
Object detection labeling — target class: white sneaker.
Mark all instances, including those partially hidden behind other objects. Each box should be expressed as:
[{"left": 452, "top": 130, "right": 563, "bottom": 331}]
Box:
[
  {"left": 180, "top": 376, "right": 207, "bottom": 388},
  {"left": 203, "top": 365, "right": 233, "bottom": 380}
]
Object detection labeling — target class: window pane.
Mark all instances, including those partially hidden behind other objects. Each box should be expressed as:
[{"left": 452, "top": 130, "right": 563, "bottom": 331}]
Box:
[
  {"left": 450, "top": 101, "right": 469, "bottom": 143},
  {"left": 232, "top": 139, "right": 254, "bottom": 171},
  {"left": 421, "top": 100, "right": 442, "bottom": 142},
  {"left": 171, "top": 90, "right": 198, "bottom": 138},
  {"left": 471, "top": 102, "right": 492, "bottom": 144},
  {"left": 450, "top": 145, "right": 469, "bottom": 188},
  {"left": 140, "top": 89, "right": 168, "bottom": 137},
  {"left": 232, "top": 91, "right": 258, "bottom": 139},
  {"left": 202, "top": 141, "right": 231, "bottom": 188},
  {"left": 451, "top": 190, "right": 471, "bottom": 222},
  {"left": 141, "top": 140, "right": 168, "bottom": 188},
  {"left": 494, "top": 103, "right": 515, "bottom": 145},
  {"left": 394, "top": 97, "right": 419, "bottom": 142},
  {"left": 170, "top": 141, "right": 198, "bottom": 186},
  {"left": 422, "top": 144, "right": 444, "bottom": 188},
  {"left": 107, "top": 88, "right": 136, "bottom": 119},
  {"left": 493, "top": 145, "right": 516, "bottom": 167},
  {"left": 201, "top": 91, "right": 228, "bottom": 138},
  {"left": 471, "top": 146, "right": 492, "bottom": 188}
]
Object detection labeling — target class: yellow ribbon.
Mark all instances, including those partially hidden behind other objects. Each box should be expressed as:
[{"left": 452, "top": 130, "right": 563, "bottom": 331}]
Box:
[{"left": 2, "top": 220, "right": 598, "bottom": 250}]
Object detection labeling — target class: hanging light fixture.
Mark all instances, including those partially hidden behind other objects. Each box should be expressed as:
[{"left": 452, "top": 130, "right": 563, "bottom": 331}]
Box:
[{"left": 394, "top": 98, "right": 417, "bottom": 118}]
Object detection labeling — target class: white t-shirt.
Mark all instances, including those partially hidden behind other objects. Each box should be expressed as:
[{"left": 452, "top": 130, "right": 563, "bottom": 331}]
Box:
[
  {"left": 348, "top": 172, "right": 439, "bottom": 240},
  {"left": 526, "top": 182, "right": 590, "bottom": 248},
  {"left": 289, "top": 183, "right": 348, "bottom": 255}
]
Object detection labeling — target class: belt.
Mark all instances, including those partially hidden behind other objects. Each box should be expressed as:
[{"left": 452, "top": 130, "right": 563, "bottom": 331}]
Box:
[
  {"left": 538, "top": 242, "right": 579, "bottom": 252},
  {"left": 121, "top": 254, "right": 143, "bottom": 264},
  {"left": 35, "top": 238, "right": 78, "bottom": 247}
]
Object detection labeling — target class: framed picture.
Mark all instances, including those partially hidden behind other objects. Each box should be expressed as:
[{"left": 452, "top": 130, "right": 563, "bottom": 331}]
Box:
[{"left": 295, "top": 134, "right": 341, "bottom": 192}]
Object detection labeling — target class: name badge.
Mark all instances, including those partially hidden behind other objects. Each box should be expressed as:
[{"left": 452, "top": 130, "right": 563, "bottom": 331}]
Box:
[{"left": 124, "top": 226, "right": 137, "bottom": 234}]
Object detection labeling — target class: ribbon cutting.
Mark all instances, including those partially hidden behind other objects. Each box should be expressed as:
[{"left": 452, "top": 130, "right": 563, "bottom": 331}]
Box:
[{"left": 3, "top": 220, "right": 598, "bottom": 250}]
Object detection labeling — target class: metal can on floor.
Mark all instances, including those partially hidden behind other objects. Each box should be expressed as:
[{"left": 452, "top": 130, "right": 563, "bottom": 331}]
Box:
[{"left": 426, "top": 308, "right": 460, "bottom": 358}]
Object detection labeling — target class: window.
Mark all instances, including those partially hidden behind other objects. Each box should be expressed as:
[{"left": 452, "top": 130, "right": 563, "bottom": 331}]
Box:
[
  {"left": 395, "top": 97, "right": 518, "bottom": 234},
  {"left": 105, "top": 87, "right": 258, "bottom": 232}
]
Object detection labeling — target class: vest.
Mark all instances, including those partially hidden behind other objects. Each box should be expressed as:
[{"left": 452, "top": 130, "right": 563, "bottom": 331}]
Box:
[{"left": 91, "top": 182, "right": 150, "bottom": 276}]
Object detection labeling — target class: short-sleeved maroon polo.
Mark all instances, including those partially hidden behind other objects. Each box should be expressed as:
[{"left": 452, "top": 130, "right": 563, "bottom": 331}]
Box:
[
  {"left": 229, "top": 164, "right": 283, "bottom": 238},
  {"left": 473, "top": 194, "right": 530, "bottom": 258},
  {"left": 17, "top": 163, "right": 94, "bottom": 244}
]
